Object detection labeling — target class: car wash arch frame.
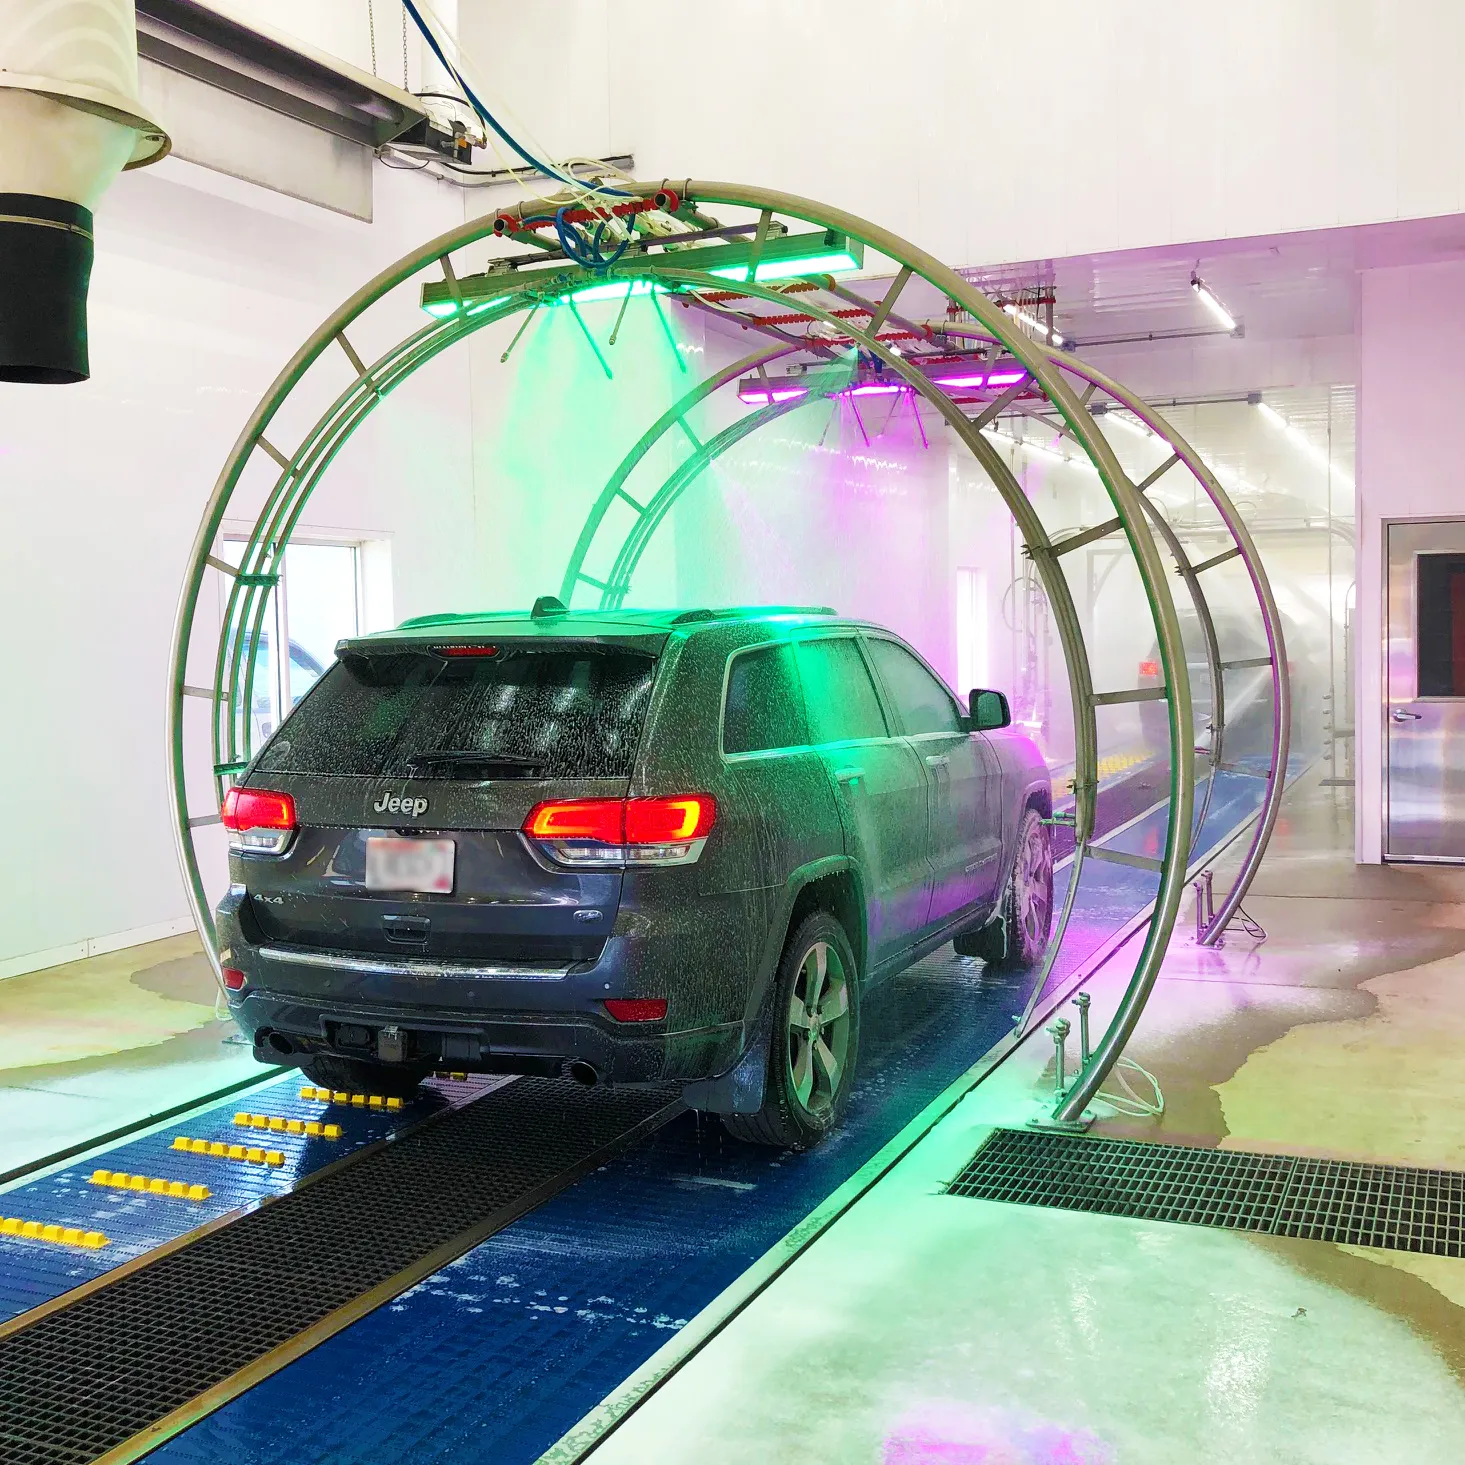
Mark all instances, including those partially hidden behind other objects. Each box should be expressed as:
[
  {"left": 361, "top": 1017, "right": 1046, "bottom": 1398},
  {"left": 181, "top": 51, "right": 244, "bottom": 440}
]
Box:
[{"left": 167, "top": 179, "right": 1287, "bottom": 1125}]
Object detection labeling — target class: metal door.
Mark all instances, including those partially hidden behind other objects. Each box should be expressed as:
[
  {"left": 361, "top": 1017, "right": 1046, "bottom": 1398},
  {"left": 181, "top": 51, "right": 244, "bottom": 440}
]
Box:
[{"left": 1385, "top": 520, "right": 1465, "bottom": 861}]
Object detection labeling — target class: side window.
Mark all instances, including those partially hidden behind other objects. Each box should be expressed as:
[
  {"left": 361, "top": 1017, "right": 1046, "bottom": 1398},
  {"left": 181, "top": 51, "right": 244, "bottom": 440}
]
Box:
[
  {"left": 1418, "top": 553, "right": 1465, "bottom": 696},
  {"left": 795, "top": 637, "right": 889, "bottom": 745},
  {"left": 723, "top": 644, "right": 807, "bottom": 754},
  {"left": 865, "top": 638, "right": 963, "bottom": 735}
]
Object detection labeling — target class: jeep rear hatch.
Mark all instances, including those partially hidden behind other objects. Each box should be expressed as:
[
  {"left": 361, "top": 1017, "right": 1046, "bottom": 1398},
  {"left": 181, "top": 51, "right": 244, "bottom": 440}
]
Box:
[{"left": 235, "top": 639, "right": 662, "bottom": 964}]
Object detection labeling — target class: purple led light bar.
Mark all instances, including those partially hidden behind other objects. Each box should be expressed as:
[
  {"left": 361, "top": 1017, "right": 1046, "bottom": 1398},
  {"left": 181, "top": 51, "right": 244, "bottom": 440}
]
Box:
[
  {"left": 736, "top": 365, "right": 1028, "bottom": 405},
  {"left": 737, "top": 385, "right": 810, "bottom": 403}
]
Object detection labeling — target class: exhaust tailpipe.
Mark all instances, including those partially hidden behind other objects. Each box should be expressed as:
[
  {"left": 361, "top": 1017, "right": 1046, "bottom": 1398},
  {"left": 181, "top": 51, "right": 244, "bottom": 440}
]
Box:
[
  {"left": 567, "top": 1060, "right": 600, "bottom": 1087},
  {"left": 264, "top": 1031, "right": 295, "bottom": 1056}
]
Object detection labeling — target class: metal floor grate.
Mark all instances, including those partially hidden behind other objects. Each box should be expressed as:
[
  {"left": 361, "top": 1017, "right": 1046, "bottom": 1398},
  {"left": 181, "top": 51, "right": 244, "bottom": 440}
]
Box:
[
  {"left": 0, "top": 1079, "right": 679, "bottom": 1465},
  {"left": 948, "top": 1128, "right": 1465, "bottom": 1256}
]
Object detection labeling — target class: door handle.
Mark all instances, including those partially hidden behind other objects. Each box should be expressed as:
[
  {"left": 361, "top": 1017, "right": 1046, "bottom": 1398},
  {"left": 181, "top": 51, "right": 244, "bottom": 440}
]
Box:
[
  {"left": 834, "top": 766, "right": 864, "bottom": 786},
  {"left": 924, "top": 754, "right": 949, "bottom": 769},
  {"left": 1391, "top": 709, "right": 1423, "bottom": 723}
]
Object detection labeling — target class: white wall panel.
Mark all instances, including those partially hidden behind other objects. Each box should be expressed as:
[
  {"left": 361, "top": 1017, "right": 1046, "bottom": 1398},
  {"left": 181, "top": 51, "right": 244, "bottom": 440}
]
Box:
[
  {"left": 1355, "top": 256, "right": 1465, "bottom": 861},
  {"left": 0, "top": 159, "right": 473, "bottom": 968},
  {"left": 460, "top": 0, "right": 1465, "bottom": 267}
]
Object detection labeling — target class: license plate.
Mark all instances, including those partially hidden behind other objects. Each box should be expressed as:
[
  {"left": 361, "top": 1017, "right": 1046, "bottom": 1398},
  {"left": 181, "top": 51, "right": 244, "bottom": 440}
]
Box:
[{"left": 365, "top": 836, "right": 456, "bottom": 894}]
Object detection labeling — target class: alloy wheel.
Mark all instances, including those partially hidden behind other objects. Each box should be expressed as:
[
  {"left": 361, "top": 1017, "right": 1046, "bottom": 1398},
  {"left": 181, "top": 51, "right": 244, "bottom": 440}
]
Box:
[
  {"left": 785, "top": 940, "right": 851, "bottom": 1116},
  {"left": 1016, "top": 819, "right": 1054, "bottom": 949}
]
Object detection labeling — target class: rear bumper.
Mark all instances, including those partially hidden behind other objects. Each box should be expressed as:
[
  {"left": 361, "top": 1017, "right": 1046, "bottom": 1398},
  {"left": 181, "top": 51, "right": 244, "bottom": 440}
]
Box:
[{"left": 218, "top": 927, "right": 741, "bottom": 1084}]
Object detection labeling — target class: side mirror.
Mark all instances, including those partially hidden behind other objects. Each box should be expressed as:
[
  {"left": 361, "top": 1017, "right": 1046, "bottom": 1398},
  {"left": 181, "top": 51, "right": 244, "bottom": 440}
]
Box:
[{"left": 969, "top": 688, "right": 1011, "bottom": 731}]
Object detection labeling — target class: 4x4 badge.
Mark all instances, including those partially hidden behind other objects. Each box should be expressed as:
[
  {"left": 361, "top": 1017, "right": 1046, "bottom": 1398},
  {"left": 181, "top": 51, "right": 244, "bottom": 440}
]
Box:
[{"left": 373, "top": 792, "right": 429, "bottom": 816}]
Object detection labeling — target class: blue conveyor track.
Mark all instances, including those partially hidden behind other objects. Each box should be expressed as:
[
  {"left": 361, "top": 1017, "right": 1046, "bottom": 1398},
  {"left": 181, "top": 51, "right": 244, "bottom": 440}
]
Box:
[{"left": 139, "top": 768, "right": 1273, "bottom": 1465}]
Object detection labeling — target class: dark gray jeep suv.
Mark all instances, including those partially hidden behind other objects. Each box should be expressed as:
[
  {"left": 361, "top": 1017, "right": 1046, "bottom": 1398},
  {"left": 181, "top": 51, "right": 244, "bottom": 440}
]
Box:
[{"left": 216, "top": 602, "right": 1052, "bottom": 1147}]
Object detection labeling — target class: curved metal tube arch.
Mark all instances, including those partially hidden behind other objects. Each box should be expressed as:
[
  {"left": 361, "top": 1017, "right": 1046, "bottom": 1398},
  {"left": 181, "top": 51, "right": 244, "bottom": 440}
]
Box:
[
  {"left": 931, "top": 328, "right": 1291, "bottom": 964},
  {"left": 166, "top": 177, "right": 1295, "bottom": 1123}
]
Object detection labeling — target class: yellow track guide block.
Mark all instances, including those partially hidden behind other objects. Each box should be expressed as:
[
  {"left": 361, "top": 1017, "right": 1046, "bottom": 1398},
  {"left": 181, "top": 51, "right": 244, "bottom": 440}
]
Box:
[
  {"left": 88, "top": 1170, "right": 210, "bottom": 1202},
  {"left": 298, "top": 1087, "right": 404, "bottom": 1110},
  {"left": 233, "top": 1112, "right": 343, "bottom": 1138},
  {"left": 169, "top": 1136, "right": 288, "bottom": 1167},
  {"left": 0, "top": 1215, "right": 108, "bottom": 1248}
]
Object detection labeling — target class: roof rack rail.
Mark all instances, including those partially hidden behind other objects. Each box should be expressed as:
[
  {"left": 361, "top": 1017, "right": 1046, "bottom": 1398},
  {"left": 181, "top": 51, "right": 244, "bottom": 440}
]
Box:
[{"left": 702, "top": 605, "right": 837, "bottom": 620}]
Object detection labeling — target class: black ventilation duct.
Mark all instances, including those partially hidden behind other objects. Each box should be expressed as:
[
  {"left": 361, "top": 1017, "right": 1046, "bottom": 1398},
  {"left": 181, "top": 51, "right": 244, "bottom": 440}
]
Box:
[{"left": 0, "top": 194, "right": 95, "bottom": 384}]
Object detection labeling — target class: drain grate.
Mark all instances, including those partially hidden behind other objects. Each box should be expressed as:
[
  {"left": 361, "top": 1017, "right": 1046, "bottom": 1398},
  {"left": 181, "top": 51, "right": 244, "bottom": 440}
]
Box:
[
  {"left": 0, "top": 1079, "right": 679, "bottom": 1465},
  {"left": 947, "top": 1128, "right": 1465, "bottom": 1256}
]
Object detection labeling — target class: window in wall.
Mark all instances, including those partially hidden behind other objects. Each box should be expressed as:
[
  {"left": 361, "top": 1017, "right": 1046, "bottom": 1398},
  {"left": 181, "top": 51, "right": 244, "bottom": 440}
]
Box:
[
  {"left": 865, "top": 638, "right": 963, "bottom": 735},
  {"left": 956, "top": 566, "right": 989, "bottom": 695},
  {"left": 220, "top": 538, "right": 365, "bottom": 743},
  {"left": 723, "top": 644, "right": 806, "bottom": 754},
  {"left": 795, "top": 637, "right": 888, "bottom": 746}
]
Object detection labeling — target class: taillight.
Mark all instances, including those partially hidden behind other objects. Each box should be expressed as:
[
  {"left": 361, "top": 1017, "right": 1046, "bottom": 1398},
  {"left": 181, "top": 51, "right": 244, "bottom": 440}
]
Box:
[
  {"left": 1138, "top": 660, "right": 1160, "bottom": 678},
  {"left": 524, "top": 798, "right": 624, "bottom": 843},
  {"left": 604, "top": 998, "right": 668, "bottom": 1023},
  {"left": 432, "top": 644, "right": 499, "bottom": 657},
  {"left": 221, "top": 967, "right": 247, "bottom": 992},
  {"left": 625, "top": 796, "right": 716, "bottom": 843},
  {"left": 522, "top": 795, "right": 717, "bottom": 868},
  {"left": 221, "top": 787, "right": 296, "bottom": 855}
]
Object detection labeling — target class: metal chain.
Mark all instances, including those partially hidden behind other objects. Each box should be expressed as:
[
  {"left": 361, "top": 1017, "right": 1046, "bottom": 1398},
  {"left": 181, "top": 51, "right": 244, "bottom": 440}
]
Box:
[
  {"left": 402, "top": 2, "right": 410, "bottom": 89},
  {"left": 367, "top": 0, "right": 376, "bottom": 76}
]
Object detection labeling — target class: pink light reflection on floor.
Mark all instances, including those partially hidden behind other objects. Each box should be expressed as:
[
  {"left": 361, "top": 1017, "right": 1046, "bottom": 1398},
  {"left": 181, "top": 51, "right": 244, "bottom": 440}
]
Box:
[{"left": 884, "top": 1402, "right": 1112, "bottom": 1465}]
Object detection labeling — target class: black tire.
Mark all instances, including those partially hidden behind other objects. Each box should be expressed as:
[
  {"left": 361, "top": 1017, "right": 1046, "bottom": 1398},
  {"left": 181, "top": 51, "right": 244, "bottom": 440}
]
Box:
[
  {"left": 299, "top": 1053, "right": 430, "bottom": 1100},
  {"left": 721, "top": 911, "right": 861, "bottom": 1150},
  {"left": 953, "top": 808, "right": 1054, "bottom": 969}
]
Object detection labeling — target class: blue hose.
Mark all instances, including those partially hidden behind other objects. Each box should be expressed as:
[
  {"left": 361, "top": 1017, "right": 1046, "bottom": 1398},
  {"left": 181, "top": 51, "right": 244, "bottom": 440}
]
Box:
[{"left": 399, "top": 1, "right": 629, "bottom": 199}]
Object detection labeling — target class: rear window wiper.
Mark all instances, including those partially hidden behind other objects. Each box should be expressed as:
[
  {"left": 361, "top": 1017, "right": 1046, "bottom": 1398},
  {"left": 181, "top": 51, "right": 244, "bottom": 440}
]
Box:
[{"left": 405, "top": 750, "right": 548, "bottom": 774}]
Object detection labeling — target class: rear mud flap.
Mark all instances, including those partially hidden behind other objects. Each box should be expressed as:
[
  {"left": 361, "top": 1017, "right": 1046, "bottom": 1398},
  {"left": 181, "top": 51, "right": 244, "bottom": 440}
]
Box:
[{"left": 680, "top": 999, "right": 773, "bottom": 1115}]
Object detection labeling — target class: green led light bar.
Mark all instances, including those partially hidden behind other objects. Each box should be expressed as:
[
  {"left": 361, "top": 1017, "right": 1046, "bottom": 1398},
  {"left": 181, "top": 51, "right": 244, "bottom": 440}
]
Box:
[
  {"left": 707, "top": 249, "right": 861, "bottom": 283},
  {"left": 422, "top": 293, "right": 510, "bottom": 319},
  {"left": 562, "top": 278, "right": 666, "bottom": 306},
  {"left": 418, "top": 230, "right": 863, "bottom": 317}
]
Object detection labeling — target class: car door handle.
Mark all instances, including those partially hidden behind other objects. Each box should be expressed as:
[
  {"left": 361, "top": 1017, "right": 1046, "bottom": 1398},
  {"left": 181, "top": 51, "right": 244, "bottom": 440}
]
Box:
[
  {"left": 834, "top": 766, "right": 864, "bottom": 786},
  {"left": 924, "top": 754, "right": 949, "bottom": 769},
  {"left": 1391, "top": 709, "right": 1423, "bottom": 723}
]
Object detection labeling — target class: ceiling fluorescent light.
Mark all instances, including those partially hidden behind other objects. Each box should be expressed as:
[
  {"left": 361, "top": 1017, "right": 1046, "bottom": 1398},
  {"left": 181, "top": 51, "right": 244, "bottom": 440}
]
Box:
[
  {"left": 1190, "top": 275, "right": 1239, "bottom": 333},
  {"left": 1104, "top": 410, "right": 1154, "bottom": 440},
  {"left": 1003, "top": 303, "right": 1065, "bottom": 347}
]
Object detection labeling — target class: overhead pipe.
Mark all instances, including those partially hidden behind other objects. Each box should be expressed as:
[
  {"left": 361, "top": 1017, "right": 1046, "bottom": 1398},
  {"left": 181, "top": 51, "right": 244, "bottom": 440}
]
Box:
[{"left": 0, "top": 0, "right": 168, "bottom": 382}]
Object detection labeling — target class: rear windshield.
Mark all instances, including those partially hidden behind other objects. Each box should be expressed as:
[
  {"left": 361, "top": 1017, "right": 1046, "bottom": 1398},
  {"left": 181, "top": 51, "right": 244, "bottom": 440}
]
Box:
[{"left": 252, "top": 645, "right": 658, "bottom": 780}]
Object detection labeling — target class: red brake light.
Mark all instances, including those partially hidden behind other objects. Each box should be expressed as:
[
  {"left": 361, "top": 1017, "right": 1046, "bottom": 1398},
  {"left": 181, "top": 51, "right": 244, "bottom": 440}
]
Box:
[
  {"left": 524, "top": 799, "right": 624, "bottom": 843},
  {"left": 604, "top": 998, "right": 668, "bottom": 1023},
  {"left": 625, "top": 796, "right": 716, "bottom": 843},
  {"left": 221, "top": 967, "right": 247, "bottom": 991},
  {"left": 433, "top": 644, "right": 499, "bottom": 657},
  {"left": 221, "top": 787, "right": 297, "bottom": 832},
  {"left": 1138, "top": 660, "right": 1160, "bottom": 678}
]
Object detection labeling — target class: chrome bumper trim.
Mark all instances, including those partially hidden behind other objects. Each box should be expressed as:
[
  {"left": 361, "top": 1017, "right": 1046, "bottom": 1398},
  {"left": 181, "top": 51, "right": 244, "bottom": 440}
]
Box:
[{"left": 257, "top": 945, "right": 572, "bottom": 981}]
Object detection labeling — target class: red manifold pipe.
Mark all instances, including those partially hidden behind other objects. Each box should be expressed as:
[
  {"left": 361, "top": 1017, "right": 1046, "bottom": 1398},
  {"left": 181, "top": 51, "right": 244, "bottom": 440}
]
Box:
[{"left": 492, "top": 191, "right": 678, "bottom": 236}]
